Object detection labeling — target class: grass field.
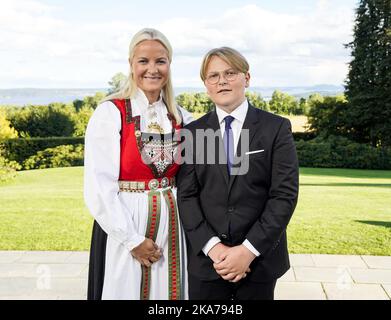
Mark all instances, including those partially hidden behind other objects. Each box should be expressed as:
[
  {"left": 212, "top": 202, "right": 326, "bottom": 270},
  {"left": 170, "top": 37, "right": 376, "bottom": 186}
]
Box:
[
  {"left": 0, "top": 167, "right": 390, "bottom": 255},
  {"left": 284, "top": 115, "right": 308, "bottom": 132}
]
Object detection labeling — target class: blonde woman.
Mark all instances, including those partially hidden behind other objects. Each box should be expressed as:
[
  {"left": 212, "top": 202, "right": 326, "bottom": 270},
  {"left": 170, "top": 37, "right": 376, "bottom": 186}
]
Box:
[{"left": 85, "top": 28, "right": 192, "bottom": 300}]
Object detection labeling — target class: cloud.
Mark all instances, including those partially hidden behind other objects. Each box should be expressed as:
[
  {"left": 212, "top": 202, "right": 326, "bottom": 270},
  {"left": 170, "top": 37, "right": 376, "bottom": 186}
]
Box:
[
  {"left": 162, "top": 2, "right": 355, "bottom": 86},
  {"left": 0, "top": 0, "right": 355, "bottom": 87}
]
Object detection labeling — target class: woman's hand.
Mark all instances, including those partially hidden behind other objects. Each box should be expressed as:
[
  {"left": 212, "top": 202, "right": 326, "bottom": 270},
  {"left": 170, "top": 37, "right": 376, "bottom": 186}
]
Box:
[{"left": 131, "top": 238, "right": 162, "bottom": 267}]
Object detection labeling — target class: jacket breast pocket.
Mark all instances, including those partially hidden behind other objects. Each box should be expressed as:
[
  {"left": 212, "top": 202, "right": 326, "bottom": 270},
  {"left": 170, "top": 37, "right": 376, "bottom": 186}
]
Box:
[{"left": 246, "top": 149, "right": 266, "bottom": 160}]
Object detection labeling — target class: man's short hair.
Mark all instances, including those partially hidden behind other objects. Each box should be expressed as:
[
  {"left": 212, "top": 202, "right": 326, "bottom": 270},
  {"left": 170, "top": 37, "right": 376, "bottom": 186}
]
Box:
[{"left": 200, "top": 47, "right": 250, "bottom": 81}]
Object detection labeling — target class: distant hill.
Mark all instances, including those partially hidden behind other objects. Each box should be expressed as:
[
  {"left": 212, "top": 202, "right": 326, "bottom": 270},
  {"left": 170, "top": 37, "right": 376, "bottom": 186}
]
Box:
[
  {"left": 0, "top": 85, "right": 344, "bottom": 106},
  {"left": 0, "top": 88, "right": 107, "bottom": 106},
  {"left": 250, "top": 85, "right": 344, "bottom": 100}
]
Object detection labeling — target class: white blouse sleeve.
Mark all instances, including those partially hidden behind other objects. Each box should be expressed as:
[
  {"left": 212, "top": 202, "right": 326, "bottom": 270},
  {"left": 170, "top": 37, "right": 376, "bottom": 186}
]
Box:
[
  {"left": 178, "top": 106, "right": 194, "bottom": 126},
  {"left": 84, "top": 101, "right": 145, "bottom": 251}
]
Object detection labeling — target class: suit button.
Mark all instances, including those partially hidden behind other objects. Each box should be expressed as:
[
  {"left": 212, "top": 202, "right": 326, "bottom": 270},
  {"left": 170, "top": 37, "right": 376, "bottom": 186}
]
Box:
[
  {"left": 221, "top": 233, "right": 228, "bottom": 239},
  {"left": 228, "top": 206, "right": 234, "bottom": 213}
]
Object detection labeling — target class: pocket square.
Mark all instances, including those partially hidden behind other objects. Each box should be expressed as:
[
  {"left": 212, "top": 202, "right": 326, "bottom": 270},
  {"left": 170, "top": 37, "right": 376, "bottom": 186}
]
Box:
[{"left": 245, "top": 149, "right": 265, "bottom": 155}]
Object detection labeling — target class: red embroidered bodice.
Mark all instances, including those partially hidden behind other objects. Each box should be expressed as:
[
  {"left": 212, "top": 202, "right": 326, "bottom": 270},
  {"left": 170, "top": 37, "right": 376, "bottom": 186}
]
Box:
[{"left": 110, "top": 99, "right": 181, "bottom": 181}]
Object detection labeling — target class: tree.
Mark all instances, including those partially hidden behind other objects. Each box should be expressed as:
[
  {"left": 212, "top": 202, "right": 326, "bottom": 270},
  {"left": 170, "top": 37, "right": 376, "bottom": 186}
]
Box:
[
  {"left": 245, "top": 91, "right": 269, "bottom": 111},
  {"left": 176, "top": 93, "right": 196, "bottom": 112},
  {"left": 268, "top": 90, "right": 300, "bottom": 115},
  {"left": 0, "top": 107, "right": 19, "bottom": 182},
  {"left": 307, "top": 95, "right": 350, "bottom": 137},
  {"left": 0, "top": 108, "right": 18, "bottom": 139},
  {"left": 108, "top": 72, "right": 127, "bottom": 95},
  {"left": 8, "top": 103, "right": 76, "bottom": 137},
  {"left": 344, "top": 0, "right": 391, "bottom": 146},
  {"left": 194, "top": 93, "right": 214, "bottom": 113},
  {"left": 81, "top": 92, "right": 106, "bottom": 110},
  {"left": 72, "top": 105, "right": 94, "bottom": 137},
  {"left": 176, "top": 92, "right": 214, "bottom": 114},
  {"left": 73, "top": 92, "right": 106, "bottom": 112},
  {"left": 307, "top": 94, "right": 324, "bottom": 109},
  {"left": 299, "top": 98, "right": 309, "bottom": 115}
]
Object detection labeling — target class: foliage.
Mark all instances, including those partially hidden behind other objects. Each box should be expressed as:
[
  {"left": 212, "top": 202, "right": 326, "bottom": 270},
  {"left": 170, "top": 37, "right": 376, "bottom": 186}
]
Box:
[
  {"left": 292, "top": 131, "right": 316, "bottom": 141},
  {"left": 73, "top": 92, "right": 106, "bottom": 112},
  {"left": 306, "top": 93, "right": 324, "bottom": 115},
  {"left": 245, "top": 91, "right": 269, "bottom": 111},
  {"left": 296, "top": 135, "right": 391, "bottom": 169},
  {"left": 107, "top": 72, "right": 127, "bottom": 95},
  {"left": 2, "top": 137, "right": 84, "bottom": 168},
  {"left": 307, "top": 95, "right": 350, "bottom": 137},
  {"left": 298, "top": 98, "right": 309, "bottom": 115},
  {"left": 7, "top": 103, "right": 76, "bottom": 137},
  {"left": 72, "top": 92, "right": 106, "bottom": 136},
  {"left": 72, "top": 105, "right": 94, "bottom": 137},
  {"left": 344, "top": 0, "right": 391, "bottom": 146},
  {"left": 0, "top": 108, "right": 18, "bottom": 139},
  {"left": 176, "top": 92, "right": 214, "bottom": 113},
  {"left": 268, "top": 90, "right": 304, "bottom": 115},
  {"left": 23, "top": 144, "right": 84, "bottom": 170},
  {"left": 0, "top": 146, "right": 21, "bottom": 182}
]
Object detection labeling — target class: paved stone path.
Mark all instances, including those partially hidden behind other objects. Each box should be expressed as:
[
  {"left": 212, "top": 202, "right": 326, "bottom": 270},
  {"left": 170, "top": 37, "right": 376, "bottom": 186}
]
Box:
[{"left": 0, "top": 251, "right": 390, "bottom": 300}]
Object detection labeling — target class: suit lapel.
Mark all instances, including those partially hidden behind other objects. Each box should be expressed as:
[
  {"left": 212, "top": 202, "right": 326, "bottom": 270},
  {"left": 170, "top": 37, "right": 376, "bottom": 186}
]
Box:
[
  {"left": 206, "top": 110, "right": 229, "bottom": 186},
  {"left": 228, "top": 103, "right": 260, "bottom": 193}
]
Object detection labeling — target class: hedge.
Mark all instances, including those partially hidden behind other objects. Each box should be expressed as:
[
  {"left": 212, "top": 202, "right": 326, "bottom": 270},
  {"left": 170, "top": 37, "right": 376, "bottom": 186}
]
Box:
[
  {"left": 0, "top": 155, "right": 21, "bottom": 182},
  {"left": 295, "top": 136, "right": 391, "bottom": 169},
  {"left": 292, "top": 132, "right": 316, "bottom": 141},
  {"left": 2, "top": 135, "right": 391, "bottom": 171},
  {"left": 1, "top": 137, "right": 84, "bottom": 165},
  {"left": 2, "top": 134, "right": 312, "bottom": 165},
  {"left": 23, "top": 144, "right": 84, "bottom": 170}
]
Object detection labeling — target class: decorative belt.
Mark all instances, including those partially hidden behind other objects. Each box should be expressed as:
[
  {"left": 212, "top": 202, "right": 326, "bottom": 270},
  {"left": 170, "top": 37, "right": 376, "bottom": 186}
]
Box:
[
  {"left": 118, "top": 177, "right": 176, "bottom": 192},
  {"left": 118, "top": 177, "right": 182, "bottom": 299}
]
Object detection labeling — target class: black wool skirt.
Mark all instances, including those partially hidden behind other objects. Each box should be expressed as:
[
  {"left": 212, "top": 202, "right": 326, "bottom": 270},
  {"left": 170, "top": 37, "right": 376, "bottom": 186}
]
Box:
[{"left": 87, "top": 220, "right": 107, "bottom": 300}]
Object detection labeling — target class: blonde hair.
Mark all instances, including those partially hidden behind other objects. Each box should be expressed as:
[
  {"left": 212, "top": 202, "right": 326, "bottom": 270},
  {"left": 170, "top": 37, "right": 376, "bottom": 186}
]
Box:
[
  {"left": 105, "top": 28, "right": 181, "bottom": 124},
  {"left": 200, "top": 47, "right": 249, "bottom": 81}
]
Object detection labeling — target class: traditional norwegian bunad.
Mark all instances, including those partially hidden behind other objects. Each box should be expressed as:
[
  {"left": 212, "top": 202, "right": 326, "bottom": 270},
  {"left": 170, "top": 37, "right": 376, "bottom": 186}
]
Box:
[{"left": 84, "top": 89, "right": 192, "bottom": 300}]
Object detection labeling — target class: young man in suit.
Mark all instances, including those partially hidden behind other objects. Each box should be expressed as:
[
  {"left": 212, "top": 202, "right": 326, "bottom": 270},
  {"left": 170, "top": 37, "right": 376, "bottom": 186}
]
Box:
[{"left": 177, "top": 47, "right": 299, "bottom": 300}]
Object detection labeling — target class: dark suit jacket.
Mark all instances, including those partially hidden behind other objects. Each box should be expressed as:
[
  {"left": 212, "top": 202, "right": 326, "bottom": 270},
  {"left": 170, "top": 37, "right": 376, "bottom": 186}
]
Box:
[{"left": 177, "top": 102, "right": 299, "bottom": 282}]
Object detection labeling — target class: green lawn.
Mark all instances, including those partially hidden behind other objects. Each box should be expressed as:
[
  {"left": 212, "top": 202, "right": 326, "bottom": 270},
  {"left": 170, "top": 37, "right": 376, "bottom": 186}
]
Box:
[
  {"left": 0, "top": 167, "right": 390, "bottom": 255},
  {"left": 0, "top": 167, "right": 91, "bottom": 251}
]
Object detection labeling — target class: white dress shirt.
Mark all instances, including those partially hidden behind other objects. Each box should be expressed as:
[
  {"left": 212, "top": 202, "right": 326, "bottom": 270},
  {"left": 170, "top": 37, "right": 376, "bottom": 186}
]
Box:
[
  {"left": 202, "top": 99, "right": 261, "bottom": 258},
  {"left": 133, "top": 88, "right": 193, "bottom": 133}
]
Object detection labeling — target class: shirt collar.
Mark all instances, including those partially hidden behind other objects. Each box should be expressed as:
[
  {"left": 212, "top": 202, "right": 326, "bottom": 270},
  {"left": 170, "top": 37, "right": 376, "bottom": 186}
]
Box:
[
  {"left": 134, "top": 87, "right": 164, "bottom": 109},
  {"left": 216, "top": 99, "right": 248, "bottom": 125}
]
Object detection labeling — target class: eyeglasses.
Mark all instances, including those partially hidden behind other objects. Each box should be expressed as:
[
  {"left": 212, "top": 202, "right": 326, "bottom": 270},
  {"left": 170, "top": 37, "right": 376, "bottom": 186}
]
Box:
[{"left": 205, "top": 69, "right": 240, "bottom": 85}]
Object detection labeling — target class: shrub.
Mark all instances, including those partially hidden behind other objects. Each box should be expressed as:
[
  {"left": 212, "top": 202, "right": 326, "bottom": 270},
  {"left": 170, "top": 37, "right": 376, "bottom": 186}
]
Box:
[
  {"left": 296, "top": 135, "right": 391, "bottom": 169},
  {"left": 245, "top": 91, "right": 269, "bottom": 111},
  {"left": 176, "top": 92, "right": 214, "bottom": 113},
  {"left": 0, "top": 147, "right": 21, "bottom": 182},
  {"left": 7, "top": 103, "right": 76, "bottom": 137},
  {"left": 2, "top": 137, "right": 84, "bottom": 166},
  {"left": 307, "top": 95, "right": 350, "bottom": 138},
  {"left": 0, "top": 108, "right": 18, "bottom": 139},
  {"left": 268, "top": 90, "right": 302, "bottom": 115},
  {"left": 72, "top": 105, "right": 94, "bottom": 137},
  {"left": 23, "top": 144, "right": 84, "bottom": 170},
  {"left": 292, "top": 132, "right": 317, "bottom": 141}
]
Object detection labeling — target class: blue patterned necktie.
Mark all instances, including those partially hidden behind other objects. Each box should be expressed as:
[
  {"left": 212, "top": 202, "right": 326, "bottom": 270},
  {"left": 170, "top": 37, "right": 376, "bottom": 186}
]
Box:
[{"left": 223, "top": 115, "right": 235, "bottom": 175}]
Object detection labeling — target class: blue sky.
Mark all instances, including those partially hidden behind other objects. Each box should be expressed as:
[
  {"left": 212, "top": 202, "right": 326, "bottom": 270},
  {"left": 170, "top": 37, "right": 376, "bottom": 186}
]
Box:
[{"left": 0, "top": 0, "right": 359, "bottom": 88}]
